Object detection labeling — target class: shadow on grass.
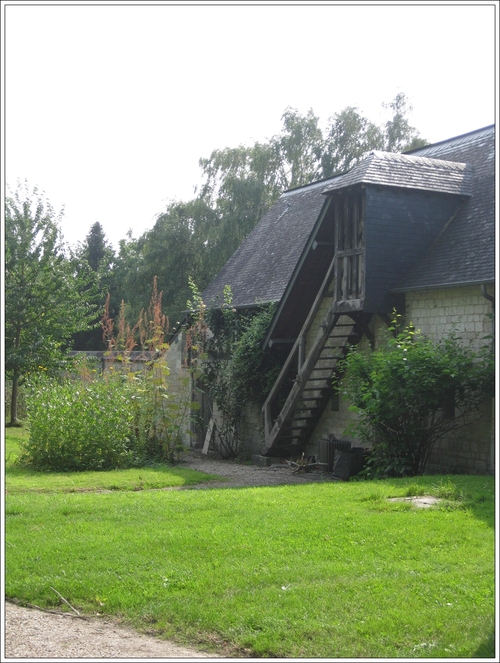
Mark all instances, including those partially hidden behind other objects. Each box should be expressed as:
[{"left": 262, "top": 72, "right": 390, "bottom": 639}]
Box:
[
  {"left": 473, "top": 631, "right": 495, "bottom": 658},
  {"left": 389, "top": 474, "right": 495, "bottom": 529},
  {"left": 5, "top": 458, "right": 224, "bottom": 494}
]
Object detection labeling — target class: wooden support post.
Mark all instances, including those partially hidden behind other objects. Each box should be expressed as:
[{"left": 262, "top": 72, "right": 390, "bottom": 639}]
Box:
[{"left": 202, "top": 417, "right": 215, "bottom": 455}]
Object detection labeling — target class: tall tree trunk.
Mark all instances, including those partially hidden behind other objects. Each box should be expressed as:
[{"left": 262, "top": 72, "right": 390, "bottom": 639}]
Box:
[
  {"left": 8, "top": 322, "right": 23, "bottom": 427},
  {"left": 9, "top": 369, "right": 22, "bottom": 427}
]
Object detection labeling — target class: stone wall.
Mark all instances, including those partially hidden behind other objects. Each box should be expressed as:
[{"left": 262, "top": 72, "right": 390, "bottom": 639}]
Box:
[
  {"left": 405, "top": 285, "right": 494, "bottom": 474},
  {"left": 302, "top": 285, "right": 494, "bottom": 474},
  {"left": 173, "top": 283, "right": 494, "bottom": 473},
  {"left": 405, "top": 285, "right": 493, "bottom": 352}
]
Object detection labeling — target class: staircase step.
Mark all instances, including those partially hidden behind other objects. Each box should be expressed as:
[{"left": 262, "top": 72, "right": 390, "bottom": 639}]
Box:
[
  {"left": 302, "top": 385, "right": 329, "bottom": 391},
  {"left": 310, "top": 367, "right": 336, "bottom": 373},
  {"left": 265, "top": 311, "right": 367, "bottom": 453}
]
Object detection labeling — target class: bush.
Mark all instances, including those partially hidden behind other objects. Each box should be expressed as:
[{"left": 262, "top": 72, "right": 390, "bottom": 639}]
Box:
[
  {"left": 21, "top": 357, "right": 195, "bottom": 472},
  {"left": 18, "top": 277, "right": 196, "bottom": 472},
  {"left": 339, "top": 315, "right": 494, "bottom": 477},
  {"left": 21, "top": 371, "right": 147, "bottom": 471}
]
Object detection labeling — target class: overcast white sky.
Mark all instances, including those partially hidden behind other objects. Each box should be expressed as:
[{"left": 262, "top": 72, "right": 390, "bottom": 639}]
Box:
[{"left": 3, "top": 1, "right": 498, "bottom": 250}]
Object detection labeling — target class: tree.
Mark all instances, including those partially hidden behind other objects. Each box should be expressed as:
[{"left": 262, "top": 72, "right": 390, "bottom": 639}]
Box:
[
  {"left": 5, "top": 182, "right": 100, "bottom": 425},
  {"left": 197, "top": 142, "right": 281, "bottom": 277},
  {"left": 112, "top": 200, "right": 214, "bottom": 334},
  {"left": 73, "top": 221, "right": 116, "bottom": 350},
  {"left": 338, "top": 315, "right": 494, "bottom": 477},
  {"left": 273, "top": 107, "right": 324, "bottom": 188},
  {"left": 383, "top": 92, "right": 427, "bottom": 153},
  {"left": 114, "top": 95, "right": 426, "bottom": 329},
  {"left": 81, "top": 221, "right": 115, "bottom": 273},
  {"left": 321, "top": 106, "right": 385, "bottom": 177},
  {"left": 321, "top": 93, "right": 426, "bottom": 178},
  {"left": 196, "top": 108, "right": 326, "bottom": 279}
]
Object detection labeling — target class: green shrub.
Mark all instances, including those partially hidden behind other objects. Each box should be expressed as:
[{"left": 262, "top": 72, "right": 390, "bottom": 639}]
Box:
[
  {"left": 22, "top": 371, "right": 147, "bottom": 471},
  {"left": 338, "top": 314, "right": 494, "bottom": 477},
  {"left": 19, "top": 278, "right": 196, "bottom": 472}
]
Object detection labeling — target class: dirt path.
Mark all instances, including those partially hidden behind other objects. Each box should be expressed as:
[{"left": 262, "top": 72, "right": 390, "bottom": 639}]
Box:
[
  {"left": 4, "top": 601, "right": 221, "bottom": 659},
  {"left": 5, "top": 453, "right": 330, "bottom": 659}
]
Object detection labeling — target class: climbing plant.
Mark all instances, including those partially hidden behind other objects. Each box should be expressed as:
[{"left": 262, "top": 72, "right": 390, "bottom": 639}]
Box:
[{"left": 186, "top": 281, "right": 281, "bottom": 458}]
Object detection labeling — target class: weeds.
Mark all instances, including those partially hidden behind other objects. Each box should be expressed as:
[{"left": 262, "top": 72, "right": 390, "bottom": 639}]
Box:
[{"left": 21, "top": 278, "right": 198, "bottom": 471}]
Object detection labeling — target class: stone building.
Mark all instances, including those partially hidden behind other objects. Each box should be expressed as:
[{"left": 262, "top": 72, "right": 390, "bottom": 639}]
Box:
[{"left": 198, "top": 125, "right": 495, "bottom": 473}]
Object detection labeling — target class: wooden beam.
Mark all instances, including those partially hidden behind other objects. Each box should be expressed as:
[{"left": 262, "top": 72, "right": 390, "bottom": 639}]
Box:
[{"left": 202, "top": 417, "right": 215, "bottom": 455}]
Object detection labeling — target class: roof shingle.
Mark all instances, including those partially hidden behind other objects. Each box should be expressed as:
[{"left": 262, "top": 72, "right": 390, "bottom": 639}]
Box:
[
  {"left": 201, "top": 178, "right": 333, "bottom": 309},
  {"left": 394, "top": 125, "right": 495, "bottom": 290},
  {"left": 202, "top": 125, "right": 495, "bottom": 309},
  {"left": 323, "top": 151, "right": 473, "bottom": 196}
]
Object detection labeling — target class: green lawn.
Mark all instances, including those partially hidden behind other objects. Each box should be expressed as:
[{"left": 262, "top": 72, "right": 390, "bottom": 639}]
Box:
[
  {"left": 4, "top": 427, "right": 496, "bottom": 658},
  {"left": 5, "top": 426, "right": 221, "bottom": 493}
]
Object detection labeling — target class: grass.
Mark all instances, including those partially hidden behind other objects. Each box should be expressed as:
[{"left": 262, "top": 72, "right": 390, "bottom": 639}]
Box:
[
  {"left": 4, "top": 427, "right": 496, "bottom": 658},
  {"left": 5, "top": 427, "right": 222, "bottom": 493}
]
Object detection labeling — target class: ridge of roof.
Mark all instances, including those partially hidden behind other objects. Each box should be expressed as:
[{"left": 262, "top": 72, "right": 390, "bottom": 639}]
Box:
[
  {"left": 281, "top": 175, "right": 340, "bottom": 197},
  {"left": 323, "top": 150, "right": 472, "bottom": 196},
  {"left": 405, "top": 124, "right": 494, "bottom": 156}
]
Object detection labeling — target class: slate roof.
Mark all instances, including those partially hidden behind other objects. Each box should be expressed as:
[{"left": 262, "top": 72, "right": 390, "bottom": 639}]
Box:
[
  {"left": 202, "top": 125, "right": 495, "bottom": 311},
  {"left": 394, "top": 125, "right": 495, "bottom": 291},
  {"left": 323, "top": 151, "right": 472, "bottom": 196},
  {"left": 201, "top": 178, "right": 334, "bottom": 309}
]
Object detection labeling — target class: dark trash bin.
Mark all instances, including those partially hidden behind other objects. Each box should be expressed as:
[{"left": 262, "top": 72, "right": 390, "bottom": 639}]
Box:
[
  {"left": 319, "top": 436, "right": 352, "bottom": 472},
  {"left": 319, "top": 438, "right": 335, "bottom": 472},
  {"left": 332, "top": 447, "right": 369, "bottom": 481}
]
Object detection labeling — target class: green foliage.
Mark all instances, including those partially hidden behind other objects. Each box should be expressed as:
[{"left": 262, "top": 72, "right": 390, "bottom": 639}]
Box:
[
  {"left": 101, "top": 276, "right": 196, "bottom": 465},
  {"left": 4, "top": 381, "right": 27, "bottom": 422},
  {"left": 20, "top": 279, "right": 195, "bottom": 472},
  {"left": 6, "top": 424, "right": 218, "bottom": 492},
  {"left": 230, "top": 304, "right": 283, "bottom": 402},
  {"left": 339, "top": 314, "right": 494, "bottom": 477},
  {"left": 81, "top": 221, "right": 115, "bottom": 273},
  {"left": 129, "top": 361, "right": 197, "bottom": 466},
  {"left": 22, "top": 370, "right": 146, "bottom": 471},
  {"left": 187, "top": 282, "right": 281, "bottom": 458},
  {"left": 21, "top": 358, "right": 193, "bottom": 472},
  {"left": 273, "top": 107, "right": 324, "bottom": 187},
  {"left": 114, "top": 95, "right": 425, "bottom": 329},
  {"left": 113, "top": 201, "right": 214, "bottom": 330},
  {"left": 73, "top": 222, "right": 117, "bottom": 350},
  {"left": 383, "top": 92, "right": 427, "bottom": 153},
  {"left": 4, "top": 181, "right": 100, "bottom": 424},
  {"left": 321, "top": 106, "right": 385, "bottom": 177},
  {"left": 187, "top": 283, "right": 243, "bottom": 458}
]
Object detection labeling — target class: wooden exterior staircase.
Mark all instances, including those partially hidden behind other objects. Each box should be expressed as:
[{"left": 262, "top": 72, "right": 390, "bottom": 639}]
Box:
[{"left": 262, "top": 261, "right": 372, "bottom": 458}]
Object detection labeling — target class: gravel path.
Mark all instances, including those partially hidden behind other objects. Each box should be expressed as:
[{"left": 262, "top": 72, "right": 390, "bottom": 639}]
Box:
[
  {"left": 178, "top": 451, "right": 332, "bottom": 489},
  {"left": 4, "top": 601, "right": 220, "bottom": 659},
  {"left": 5, "top": 452, "right": 332, "bottom": 660}
]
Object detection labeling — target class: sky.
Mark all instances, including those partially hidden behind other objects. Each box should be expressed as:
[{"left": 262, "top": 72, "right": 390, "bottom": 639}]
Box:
[{"left": 3, "top": 1, "right": 498, "bottom": 250}]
